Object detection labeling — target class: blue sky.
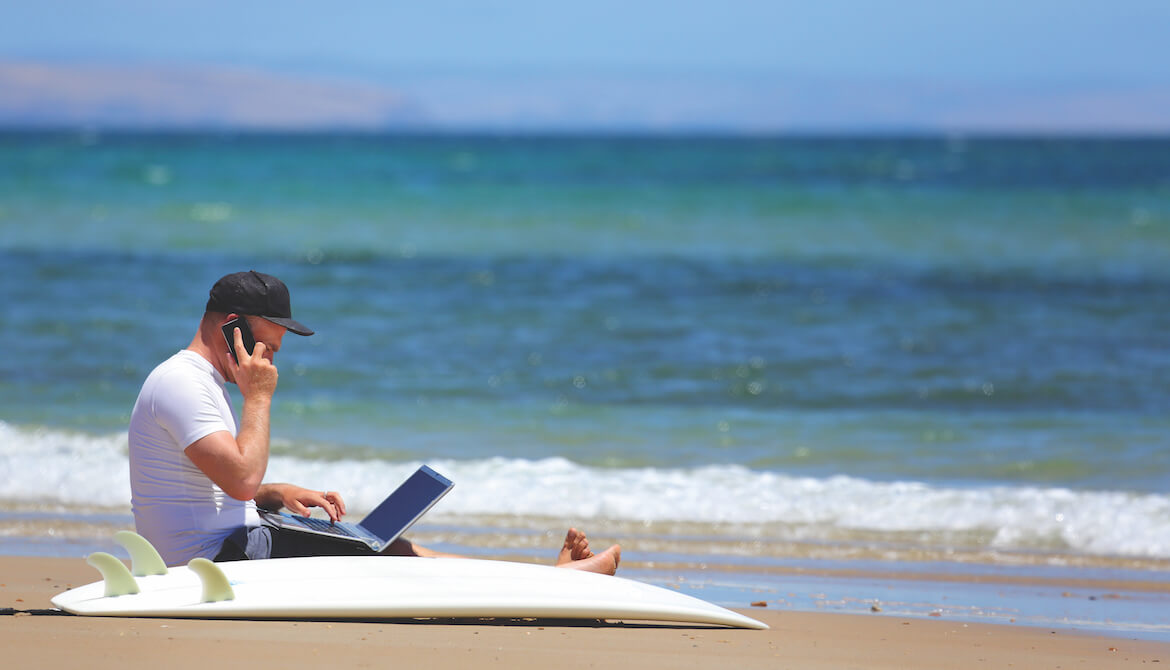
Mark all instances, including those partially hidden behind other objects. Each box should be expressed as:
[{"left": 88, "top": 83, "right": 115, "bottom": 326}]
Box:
[{"left": 2, "top": 1, "right": 1169, "bottom": 131}]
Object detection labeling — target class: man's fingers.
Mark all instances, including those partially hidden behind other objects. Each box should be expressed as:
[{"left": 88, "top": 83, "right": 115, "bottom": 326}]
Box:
[
  {"left": 328, "top": 492, "right": 347, "bottom": 517},
  {"left": 283, "top": 488, "right": 346, "bottom": 522},
  {"left": 322, "top": 492, "right": 346, "bottom": 522},
  {"left": 233, "top": 326, "right": 246, "bottom": 356},
  {"left": 321, "top": 496, "right": 337, "bottom": 522},
  {"left": 233, "top": 326, "right": 267, "bottom": 362}
]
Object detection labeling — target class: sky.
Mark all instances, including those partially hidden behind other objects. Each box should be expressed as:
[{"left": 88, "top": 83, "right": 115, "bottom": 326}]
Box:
[{"left": 2, "top": 0, "right": 1168, "bottom": 132}]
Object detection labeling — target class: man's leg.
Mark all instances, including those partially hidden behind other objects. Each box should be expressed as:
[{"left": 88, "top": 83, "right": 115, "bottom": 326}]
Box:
[
  {"left": 387, "top": 528, "right": 620, "bottom": 576},
  {"left": 217, "top": 525, "right": 619, "bottom": 575},
  {"left": 215, "top": 526, "right": 374, "bottom": 560}
]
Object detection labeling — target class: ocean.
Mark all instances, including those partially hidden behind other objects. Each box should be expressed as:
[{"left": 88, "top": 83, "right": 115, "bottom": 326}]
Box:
[{"left": 2, "top": 132, "right": 1169, "bottom": 634}]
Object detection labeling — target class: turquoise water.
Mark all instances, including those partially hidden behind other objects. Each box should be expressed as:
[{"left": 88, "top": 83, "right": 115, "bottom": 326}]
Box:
[{"left": 1, "top": 132, "right": 1169, "bottom": 568}]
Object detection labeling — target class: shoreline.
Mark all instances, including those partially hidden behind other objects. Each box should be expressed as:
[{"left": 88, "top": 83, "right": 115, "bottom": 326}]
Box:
[
  {"left": 4, "top": 524, "right": 1170, "bottom": 641},
  {"left": 3, "top": 556, "right": 1167, "bottom": 670}
]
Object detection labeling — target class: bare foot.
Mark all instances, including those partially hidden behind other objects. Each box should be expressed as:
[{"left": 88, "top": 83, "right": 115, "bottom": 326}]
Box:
[
  {"left": 556, "top": 527, "right": 594, "bottom": 566},
  {"left": 558, "top": 544, "right": 621, "bottom": 576}
]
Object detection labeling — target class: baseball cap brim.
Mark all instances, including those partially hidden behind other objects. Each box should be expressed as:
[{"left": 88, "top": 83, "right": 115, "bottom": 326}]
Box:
[{"left": 258, "top": 316, "right": 314, "bottom": 336}]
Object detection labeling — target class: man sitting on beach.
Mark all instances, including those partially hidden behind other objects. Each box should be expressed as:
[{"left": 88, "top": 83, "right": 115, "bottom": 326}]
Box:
[{"left": 128, "top": 270, "right": 621, "bottom": 573}]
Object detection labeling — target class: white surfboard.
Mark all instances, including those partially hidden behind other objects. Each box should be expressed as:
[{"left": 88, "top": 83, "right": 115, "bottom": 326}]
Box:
[{"left": 50, "top": 534, "right": 767, "bottom": 629}]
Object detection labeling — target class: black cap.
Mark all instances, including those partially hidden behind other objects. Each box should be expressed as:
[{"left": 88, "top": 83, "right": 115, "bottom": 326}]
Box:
[{"left": 205, "top": 271, "right": 314, "bottom": 336}]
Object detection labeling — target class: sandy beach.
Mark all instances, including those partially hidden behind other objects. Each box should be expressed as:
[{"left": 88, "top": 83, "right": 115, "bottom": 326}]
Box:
[{"left": 3, "top": 555, "right": 1166, "bottom": 670}]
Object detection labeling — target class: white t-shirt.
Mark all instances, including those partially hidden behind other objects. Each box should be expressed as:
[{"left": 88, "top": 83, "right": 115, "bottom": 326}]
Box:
[{"left": 128, "top": 350, "right": 259, "bottom": 565}]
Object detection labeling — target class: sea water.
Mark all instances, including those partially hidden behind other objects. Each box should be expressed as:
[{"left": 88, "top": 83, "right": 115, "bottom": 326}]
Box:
[{"left": 2, "top": 133, "right": 1169, "bottom": 634}]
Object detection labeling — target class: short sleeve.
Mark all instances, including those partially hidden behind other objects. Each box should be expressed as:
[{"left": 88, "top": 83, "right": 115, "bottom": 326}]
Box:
[{"left": 150, "top": 367, "right": 234, "bottom": 450}]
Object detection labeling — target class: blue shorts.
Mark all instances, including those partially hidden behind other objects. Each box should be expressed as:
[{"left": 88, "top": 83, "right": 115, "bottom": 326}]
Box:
[{"left": 214, "top": 525, "right": 377, "bottom": 561}]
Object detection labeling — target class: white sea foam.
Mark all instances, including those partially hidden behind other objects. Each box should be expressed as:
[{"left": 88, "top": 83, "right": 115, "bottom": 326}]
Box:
[{"left": 2, "top": 421, "right": 1167, "bottom": 558}]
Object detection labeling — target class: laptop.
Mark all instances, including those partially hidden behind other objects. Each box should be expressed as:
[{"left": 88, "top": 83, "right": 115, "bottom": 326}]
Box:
[{"left": 256, "top": 464, "right": 454, "bottom": 552}]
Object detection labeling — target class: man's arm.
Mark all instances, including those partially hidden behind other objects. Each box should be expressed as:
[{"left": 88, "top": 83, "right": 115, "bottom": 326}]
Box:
[
  {"left": 186, "top": 421, "right": 345, "bottom": 520},
  {"left": 185, "top": 426, "right": 268, "bottom": 501},
  {"left": 184, "top": 327, "right": 277, "bottom": 501},
  {"left": 186, "top": 327, "right": 344, "bottom": 520}
]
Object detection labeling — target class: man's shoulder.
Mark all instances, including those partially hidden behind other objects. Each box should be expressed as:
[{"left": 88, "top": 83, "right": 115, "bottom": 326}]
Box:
[
  {"left": 138, "top": 351, "right": 224, "bottom": 406},
  {"left": 147, "top": 351, "right": 217, "bottom": 384},
  {"left": 131, "top": 350, "right": 231, "bottom": 442}
]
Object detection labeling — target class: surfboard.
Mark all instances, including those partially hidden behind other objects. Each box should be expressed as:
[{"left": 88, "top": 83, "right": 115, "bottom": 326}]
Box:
[{"left": 50, "top": 532, "right": 767, "bottom": 629}]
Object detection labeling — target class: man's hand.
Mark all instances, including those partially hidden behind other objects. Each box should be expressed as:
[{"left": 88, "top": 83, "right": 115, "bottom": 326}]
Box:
[
  {"left": 228, "top": 326, "right": 278, "bottom": 399},
  {"left": 256, "top": 483, "right": 347, "bottom": 523}
]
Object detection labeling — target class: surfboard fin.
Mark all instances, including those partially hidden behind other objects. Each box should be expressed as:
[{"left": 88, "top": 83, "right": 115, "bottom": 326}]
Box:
[
  {"left": 187, "top": 558, "right": 235, "bottom": 603},
  {"left": 86, "top": 552, "right": 141, "bottom": 597},
  {"left": 113, "top": 530, "right": 168, "bottom": 576}
]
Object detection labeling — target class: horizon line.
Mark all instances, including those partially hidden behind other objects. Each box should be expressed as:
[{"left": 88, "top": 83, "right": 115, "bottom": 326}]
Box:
[{"left": 3, "top": 125, "right": 1170, "bottom": 139}]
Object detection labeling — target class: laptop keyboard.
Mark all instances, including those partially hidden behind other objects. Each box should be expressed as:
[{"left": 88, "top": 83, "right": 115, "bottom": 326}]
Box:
[{"left": 290, "top": 515, "right": 360, "bottom": 537}]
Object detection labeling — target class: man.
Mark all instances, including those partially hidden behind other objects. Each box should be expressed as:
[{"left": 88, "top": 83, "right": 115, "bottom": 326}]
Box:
[{"left": 128, "top": 271, "right": 620, "bottom": 574}]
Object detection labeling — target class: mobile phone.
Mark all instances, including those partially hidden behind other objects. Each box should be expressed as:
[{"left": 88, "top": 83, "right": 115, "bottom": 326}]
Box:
[{"left": 221, "top": 317, "right": 256, "bottom": 363}]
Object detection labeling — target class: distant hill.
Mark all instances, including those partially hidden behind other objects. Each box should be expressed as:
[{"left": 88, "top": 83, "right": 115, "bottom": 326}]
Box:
[
  {"left": 0, "top": 62, "right": 428, "bottom": 130},
  {"left": 2, "top": 60, "right": 1168, "bottom": 134}
]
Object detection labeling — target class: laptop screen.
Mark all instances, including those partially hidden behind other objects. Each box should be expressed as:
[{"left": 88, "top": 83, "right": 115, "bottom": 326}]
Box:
[{"left": 360, "top": 465, "right": 454, "bottom": 540}]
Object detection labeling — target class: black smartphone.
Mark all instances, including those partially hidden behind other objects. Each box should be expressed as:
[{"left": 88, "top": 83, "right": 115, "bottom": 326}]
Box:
[{"left": 221, "top": 317, "right": 256, "bottom": 363}]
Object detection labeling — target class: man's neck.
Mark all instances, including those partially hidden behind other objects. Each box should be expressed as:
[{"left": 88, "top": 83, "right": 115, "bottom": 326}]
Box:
[{"left": 187, "top": 324, "right": 226, "bottom": 380}]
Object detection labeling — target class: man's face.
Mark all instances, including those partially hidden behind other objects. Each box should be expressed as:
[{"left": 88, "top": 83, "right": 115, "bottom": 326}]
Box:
[
  {"left": 219, "top": 314, "right": 288, "bottom": 384},
  {"left": 245, "top": 316, "right": 287, "bottom": 362}
]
